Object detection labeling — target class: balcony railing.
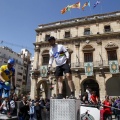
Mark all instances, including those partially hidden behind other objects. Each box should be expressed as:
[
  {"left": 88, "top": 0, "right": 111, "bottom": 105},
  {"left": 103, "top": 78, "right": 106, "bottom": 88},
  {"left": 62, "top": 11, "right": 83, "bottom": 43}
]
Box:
[
  {"left": 84, "top": 31, "right": 90, "bottom": 35},
  {"left": 71, "top": 60, "right": 119, "bottom": 68},
  {"left": 104, "top": 29, "right": 112, "bottom": 33},
  {"left": 71, "top": 62, "right": 84, "bottom": 68}
]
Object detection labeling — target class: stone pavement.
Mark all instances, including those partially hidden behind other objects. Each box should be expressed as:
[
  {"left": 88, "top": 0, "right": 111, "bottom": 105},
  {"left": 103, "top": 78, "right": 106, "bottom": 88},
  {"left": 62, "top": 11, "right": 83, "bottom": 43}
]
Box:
[
  {"left": 0, "top": 114, "right": 18, "bottom": 120},
  {"left": 0, "top": 113, "right": 117, "bottom": 120}
]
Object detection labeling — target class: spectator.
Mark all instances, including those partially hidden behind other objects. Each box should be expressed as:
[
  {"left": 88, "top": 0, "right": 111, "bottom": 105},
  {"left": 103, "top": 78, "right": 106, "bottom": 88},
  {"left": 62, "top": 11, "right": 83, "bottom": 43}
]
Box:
[
  {"left": 53, "top": 94, "right": 56, "bottom": 99},
  {"left": 81, "top": 92, "right": 89, "bottom": 104},
  {"left": 86, "top": 86, "right": 91, "bottom": 101},
  {"left": 9, "top": 98, "right": 16, "bottom": 115},
  {"left": 34, "top": 101, "right": 42, "bottom": 120},
  {"left": 29, "top": 100, "right": 35, "bottom": 120},
  {"left": 66, "top": 96, "right": 69, "bottom": 99},
  {"left": 40, "top": 97, "right": 45, "bottom": 107},
  {"left": 113, "top": 97, "right": 120, "bottom": 119},
  {"left": 18, "top": 96, "right": 30, "bottom": 120},
  {"left": 0, "top": 97, "right": 10, "bottom": 115},
  {"left": 45, "top": 99, "right": 50, "bottom": 120},
  {"left": 90, "top": 91, "right": 99, "bottom": 105},
  {"left": 102, "top": 95, "right": 112, "bottom": 120},
  {"left": 45, "top": 99, "right": 50, "bottom": 112}
]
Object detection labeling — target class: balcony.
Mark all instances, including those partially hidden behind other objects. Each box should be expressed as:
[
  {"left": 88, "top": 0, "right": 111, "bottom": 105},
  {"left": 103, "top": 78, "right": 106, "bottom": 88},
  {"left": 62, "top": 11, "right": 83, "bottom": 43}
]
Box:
[
  {"left": 71, "top": 60, "right": 118, "bottom": 69},
  {"left": 84, "top": 31, "right": 90, "bottom": 35},
  {"left": 104, "top": 28, "right": 112, "bottom": 33},
  {"left": 71, "top": 62, "right": 84, "bottom": 68}
]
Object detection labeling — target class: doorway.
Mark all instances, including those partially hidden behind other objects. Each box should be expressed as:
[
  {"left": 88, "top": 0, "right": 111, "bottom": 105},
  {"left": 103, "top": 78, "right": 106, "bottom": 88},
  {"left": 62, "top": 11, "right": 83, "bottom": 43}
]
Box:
[{"left": 81, "top": 79, "right": 99, "bottom": 97}]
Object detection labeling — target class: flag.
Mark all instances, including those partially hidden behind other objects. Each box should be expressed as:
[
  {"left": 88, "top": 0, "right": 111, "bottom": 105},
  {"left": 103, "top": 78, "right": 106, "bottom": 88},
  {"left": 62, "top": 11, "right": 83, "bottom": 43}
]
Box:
[
  {"left": 61, "top": 2, "right": 80, "bottom": 14},
  {"left": 66, "top": 5, "right": 71, "bottom": 11},
  {"left": 82, "top": 1, "right": 90, "bottom": 11},
  {"left": 88, "top": 1, "right": 90, "bottom": 7},
  {"left": 70, "top": 2, "right": 80, "bottom": 9},
  {"left": 0, "top": 41, "right": 3, "bottom": 44},
  {"left": 61, "top": 5, "right": 71, "bottom": 14},
  {"left": 93, "top": 1, "right": 100, "bottom": 8},
  {"left": 61, "top": 7, "right": 67, "bottom": 14}
]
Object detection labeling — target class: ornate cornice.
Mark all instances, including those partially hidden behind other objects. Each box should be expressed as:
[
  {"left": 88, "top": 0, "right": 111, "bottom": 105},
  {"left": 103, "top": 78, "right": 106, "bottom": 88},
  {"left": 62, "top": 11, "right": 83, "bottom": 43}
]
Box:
[
  {"left": 75, "top": 42, "right": 80, "bottom": 47},
  {"left": 33, "top": 32, "right": 120, "bottom": 46},
  {"left": 34, "top": 45, "right": 40, "bottom": 52},
  {"left": 105, "top": 42, "right": 118, "bottom": 50},
  {"left": 35, "top": 11, "right": 120, "bottom": 32}
]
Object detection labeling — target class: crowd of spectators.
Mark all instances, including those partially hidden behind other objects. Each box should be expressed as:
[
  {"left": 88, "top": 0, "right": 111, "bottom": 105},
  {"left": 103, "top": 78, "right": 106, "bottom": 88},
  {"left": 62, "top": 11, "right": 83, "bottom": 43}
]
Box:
[
  {"left": 80, "top": 86, "right": 120, "bottom": 120},
  {"left": 0, "top": 88, "right": 120, "bottom": 120},
  {"left": 0, "top": 93, "right": 50, "bottom": 120}
]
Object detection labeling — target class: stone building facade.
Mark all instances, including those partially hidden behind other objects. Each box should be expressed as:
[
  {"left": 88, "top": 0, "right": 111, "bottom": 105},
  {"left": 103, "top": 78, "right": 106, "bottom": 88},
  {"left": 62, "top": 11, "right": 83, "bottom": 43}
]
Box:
[{"left": 31, "top": 11, "right": 120, "bottom": 100}]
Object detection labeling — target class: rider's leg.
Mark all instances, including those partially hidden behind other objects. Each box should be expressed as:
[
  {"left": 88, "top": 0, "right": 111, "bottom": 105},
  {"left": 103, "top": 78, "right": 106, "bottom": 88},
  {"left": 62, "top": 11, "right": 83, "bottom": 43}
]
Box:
[
  {"left": 3, "top": 83, "right": 11, "bottom": 117},
  {"left": 55, "top": 65, "right": 64, "bottom": 99},
  {"left": 65, "top": 73, "right": 74, "bottom": 94},
  {"left": 63, "top": 63, "right": 75, "bottom": 98},
  {"left": 0, "top": 83, "right": 3, "bottom": 106},
  {"left": 57, "top": 76, "right": 63, "bottom": 99},
  {"left": 0, "top": 89, "right": 2, "bottom": 106}
]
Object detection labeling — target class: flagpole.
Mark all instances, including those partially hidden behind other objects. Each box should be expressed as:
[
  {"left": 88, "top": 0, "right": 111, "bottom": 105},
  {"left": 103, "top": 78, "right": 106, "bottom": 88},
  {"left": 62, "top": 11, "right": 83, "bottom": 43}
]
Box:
[
  {"left": 100, "top": 0, "right": 103, "bottom": 14},
  {"left": 89, "top": 6, "right": 93, "bottom": 15},
  {"left": 69, "top": 10, "right": 72, "bottom": 19},
  {"left": 88, "top": 1, "right": 92, "bottom": 16}
]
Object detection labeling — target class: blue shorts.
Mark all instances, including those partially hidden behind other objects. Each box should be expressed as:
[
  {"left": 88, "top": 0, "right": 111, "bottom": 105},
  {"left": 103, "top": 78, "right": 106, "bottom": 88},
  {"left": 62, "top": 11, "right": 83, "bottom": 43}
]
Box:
[{"left": 0, "top": 81, "right": 10, "bottom": 98}]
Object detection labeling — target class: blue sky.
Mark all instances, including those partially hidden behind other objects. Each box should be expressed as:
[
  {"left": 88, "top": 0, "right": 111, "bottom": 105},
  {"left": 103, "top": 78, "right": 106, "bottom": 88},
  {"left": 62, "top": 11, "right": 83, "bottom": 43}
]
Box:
[{"left": 0, "top": 0, "right": 120, "bottom": 56}]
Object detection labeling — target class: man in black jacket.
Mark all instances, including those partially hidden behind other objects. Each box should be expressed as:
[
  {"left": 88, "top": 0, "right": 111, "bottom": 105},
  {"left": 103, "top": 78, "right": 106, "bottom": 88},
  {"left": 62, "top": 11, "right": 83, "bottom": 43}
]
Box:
[{"left": 18, "top": 96, "right": 30, "bottom": 120}]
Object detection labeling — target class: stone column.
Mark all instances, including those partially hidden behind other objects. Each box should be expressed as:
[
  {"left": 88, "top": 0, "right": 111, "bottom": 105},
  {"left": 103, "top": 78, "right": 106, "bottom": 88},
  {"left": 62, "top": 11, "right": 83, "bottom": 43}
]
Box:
[
  {"left": 75, "top": 42, "right": 80, "bottom": 66},
  {"left": 33, "top": 45, "right": 40, "bottom": 69},
  {"left": 74, "top": 42, "right": 80, "bottom": 98},
  {"left": 73, "top": 75, "right": 80, "bottom": 98},
  {"left": 31, "top": 79, "right": 37, "bottom": 99},
  {"left": 96, "top": 74, "right": 106, "bottom": 101},
  {"left": 30, "top": 45, "right": 40, "bottom": 99}
]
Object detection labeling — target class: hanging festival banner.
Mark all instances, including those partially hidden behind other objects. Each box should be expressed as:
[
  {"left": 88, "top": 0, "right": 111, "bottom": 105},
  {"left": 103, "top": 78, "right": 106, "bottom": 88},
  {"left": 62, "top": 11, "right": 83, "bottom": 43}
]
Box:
[
  {"left": 84, "top": 62, "right": 93, "bottom": 76},
  {"left": 40, "top": 65, "right": 48, "bottom": 77},
  {"left": 109, "top": 60, "right": 119, "bottom": 74}
]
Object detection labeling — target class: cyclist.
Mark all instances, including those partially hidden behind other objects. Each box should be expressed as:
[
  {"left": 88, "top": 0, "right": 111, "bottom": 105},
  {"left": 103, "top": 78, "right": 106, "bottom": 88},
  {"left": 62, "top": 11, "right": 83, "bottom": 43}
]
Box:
[
  {"left": 0, "top": 58, "right": 16, "bottom": 117},
  {"left": 48, "top": 36, "right": 75, "bottom": 99}
]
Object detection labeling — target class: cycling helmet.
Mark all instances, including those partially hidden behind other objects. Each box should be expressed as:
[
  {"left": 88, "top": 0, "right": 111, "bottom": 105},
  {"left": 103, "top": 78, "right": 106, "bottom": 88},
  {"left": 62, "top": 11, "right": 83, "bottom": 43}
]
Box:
[
  {"left": 8, "top": 58, "right": 15, "bottom": 65},
  {"left": 48, "top": 36, "right": 55, "bottom": 41}
]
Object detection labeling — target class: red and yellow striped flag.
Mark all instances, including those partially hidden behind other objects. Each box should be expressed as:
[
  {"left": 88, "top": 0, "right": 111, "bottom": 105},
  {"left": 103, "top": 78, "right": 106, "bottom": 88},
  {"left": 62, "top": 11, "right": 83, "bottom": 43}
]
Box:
[
  {"left": 70, "top": 2, "right": 80, "bottom": 9},
  {"left": 61, "top": 2, "right": 80, "bottom": 14}
]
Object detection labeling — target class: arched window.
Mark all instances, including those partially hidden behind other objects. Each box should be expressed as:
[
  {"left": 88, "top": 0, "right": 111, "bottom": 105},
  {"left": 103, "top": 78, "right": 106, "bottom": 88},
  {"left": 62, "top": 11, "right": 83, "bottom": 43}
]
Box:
[
  {"left": 105, "top": 42, "right": 118, "bottom": 61},
  {"left": 42, "top": 50, "right": 49, "bottom": 65},
  {"left": 82, "top": 45, "right": 95, "bottom": 62}
]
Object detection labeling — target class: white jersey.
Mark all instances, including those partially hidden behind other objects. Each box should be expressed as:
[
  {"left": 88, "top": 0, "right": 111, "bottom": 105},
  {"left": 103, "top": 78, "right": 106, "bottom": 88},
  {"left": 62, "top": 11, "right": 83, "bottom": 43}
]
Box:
[{"left": 49, "top": 44, "right": 69, "bottom": 66}]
